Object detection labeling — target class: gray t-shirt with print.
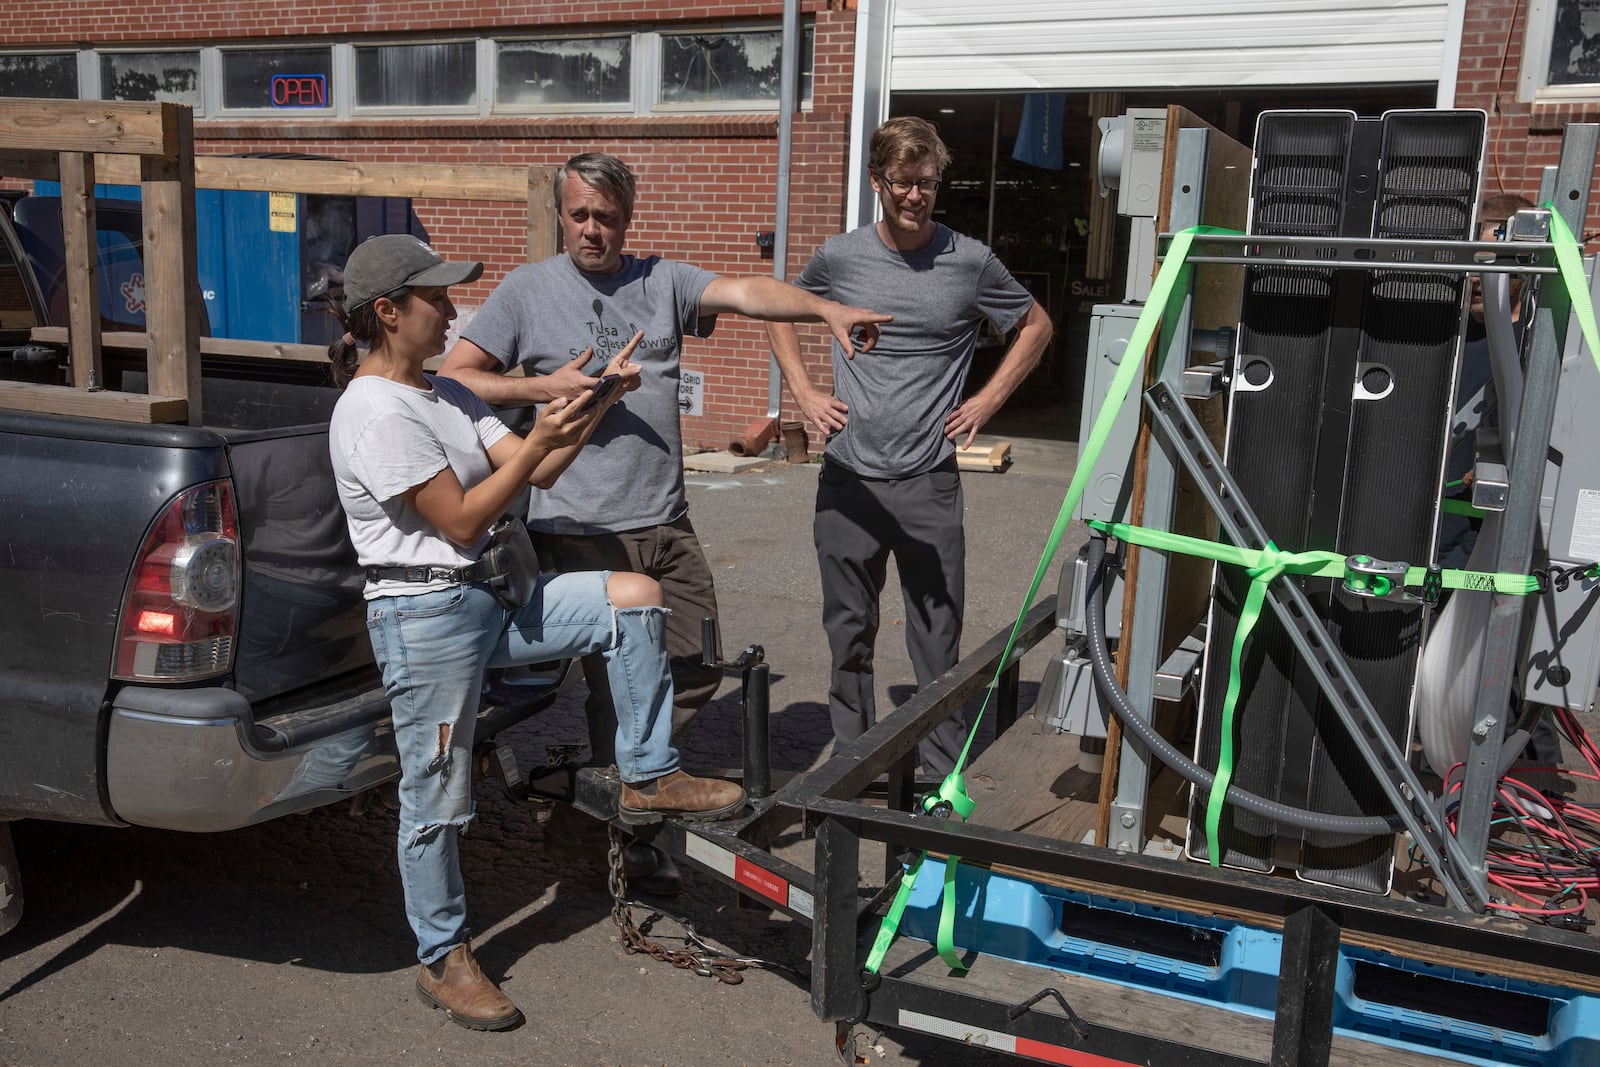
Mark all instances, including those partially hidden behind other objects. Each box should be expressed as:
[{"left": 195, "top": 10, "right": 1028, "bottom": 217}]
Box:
[
  {"left": 463, "top": 253, "right": 717, "bottom": 535},
  {"left": 791, "top": 222, "right": 1033, "bottom": 479}
]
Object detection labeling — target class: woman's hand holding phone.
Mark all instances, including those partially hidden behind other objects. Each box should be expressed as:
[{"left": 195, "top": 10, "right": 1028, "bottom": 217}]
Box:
[{"left": 577, "top": 373, "right": 622, "bottom": 413}]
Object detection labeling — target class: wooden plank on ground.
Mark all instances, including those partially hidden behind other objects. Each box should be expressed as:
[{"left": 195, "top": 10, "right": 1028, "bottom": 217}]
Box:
[
  {"left": 0, "top": 381, "right": 184, "bottom": 423},
  {"left": 0, "top": 100, "right": 178, "bottom": 158},
  {"left": 955, "top": 441, "right": 1011, "bottom": 472}
]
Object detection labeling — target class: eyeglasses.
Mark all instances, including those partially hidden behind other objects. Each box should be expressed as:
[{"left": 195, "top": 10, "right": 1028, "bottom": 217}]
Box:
[{"left": 877, "top": 173, "right": 941, "bottom": 197}]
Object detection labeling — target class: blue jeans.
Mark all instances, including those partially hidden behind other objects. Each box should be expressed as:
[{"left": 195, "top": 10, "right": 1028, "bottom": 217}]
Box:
[{"left": 365, "top": 571, "right": 676, "bottom": 964}]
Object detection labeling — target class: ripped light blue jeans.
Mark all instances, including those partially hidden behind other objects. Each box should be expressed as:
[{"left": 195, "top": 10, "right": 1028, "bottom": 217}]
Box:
[{"left": 365, "top": 571, "right": 676, "bottom": 964}]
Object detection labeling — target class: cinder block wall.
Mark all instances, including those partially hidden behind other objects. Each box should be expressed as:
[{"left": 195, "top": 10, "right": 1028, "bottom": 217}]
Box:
[{"left": 8, "top": 0, "right": 856, "bottom": 452}]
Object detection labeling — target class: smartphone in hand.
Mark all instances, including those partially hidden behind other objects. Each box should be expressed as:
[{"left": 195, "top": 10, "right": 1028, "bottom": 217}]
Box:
[{"left": 577, "top": 373, "right": 623, "bottom": 414}]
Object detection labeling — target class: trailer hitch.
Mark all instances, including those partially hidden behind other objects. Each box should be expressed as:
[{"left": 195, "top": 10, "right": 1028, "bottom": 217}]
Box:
[{"left": 475, "top": 740, "right": 586, "bottom": 804}]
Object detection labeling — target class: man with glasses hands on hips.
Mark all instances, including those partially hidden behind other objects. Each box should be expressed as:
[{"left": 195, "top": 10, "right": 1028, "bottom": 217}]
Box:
[{"left": 767, "top": 116, "right": 1054, "bottom": 776}]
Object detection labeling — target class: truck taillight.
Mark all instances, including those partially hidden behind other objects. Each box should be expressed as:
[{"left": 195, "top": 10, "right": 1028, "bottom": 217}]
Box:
[{"left": 113, "top": 480, "right": 239, "bottom": 682}]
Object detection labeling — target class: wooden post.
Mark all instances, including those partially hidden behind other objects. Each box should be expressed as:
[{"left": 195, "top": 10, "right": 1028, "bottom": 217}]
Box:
[
  {"left": 138, "top": 104, "right": 201, "bottom": 423},
  {"left": 528, "top": 164, "right": 558, "bottom": 263},
  {"left": 57, "top": 151, "right": 103, "bottom": 391}
]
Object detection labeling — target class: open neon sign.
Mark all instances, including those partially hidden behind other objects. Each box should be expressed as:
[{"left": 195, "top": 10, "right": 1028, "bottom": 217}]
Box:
[{"left": 270, "top": 74, "right": 327, "bottom": 108}]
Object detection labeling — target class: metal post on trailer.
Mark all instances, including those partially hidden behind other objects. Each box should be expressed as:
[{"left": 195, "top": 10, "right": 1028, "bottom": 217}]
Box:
[
  {"left": 812, "top": 815, "right": 864, "bottom": 1022},
  {"left": 1455, "top": 124, "right": 1597, "bottom": 873},
  {"left": 1271, "top": 904, "right": 1340, "bottom": 1067},
  {"left": 701, "top": 615, "right": 772, "bottom": 802},
  {"left": 1106, "top": 123, "right": 1212, "bottom": 856}
]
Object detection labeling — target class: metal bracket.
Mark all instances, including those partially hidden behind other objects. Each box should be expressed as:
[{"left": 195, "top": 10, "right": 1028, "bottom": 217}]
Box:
[{"left": 1006, "top": 987, "right": 1090, "bottom": 1041}]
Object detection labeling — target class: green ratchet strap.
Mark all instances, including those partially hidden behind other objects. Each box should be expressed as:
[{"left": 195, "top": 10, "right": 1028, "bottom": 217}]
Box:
[
  {"left": 1085, "top": 518, "right": 1546, "bottom": 863},
  {"left": 862, "top": 225, "right": 1233, "bottom": 975},
  {"left": 1547, "top": 203, "right": 1600, "bottom": 371},
  {"left": 1440, "top": 497, "right": 1484, "bottom": 519}
]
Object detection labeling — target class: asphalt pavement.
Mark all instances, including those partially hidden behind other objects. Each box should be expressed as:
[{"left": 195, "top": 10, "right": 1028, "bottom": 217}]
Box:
[{"left": 0, "top": 419, "right": 1085, "bottom": 1067}]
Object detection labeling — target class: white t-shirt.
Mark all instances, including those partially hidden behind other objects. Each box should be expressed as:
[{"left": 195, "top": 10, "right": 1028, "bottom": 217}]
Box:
[{"left": 329, "top": 373, "right": 512, "bottom": 598}]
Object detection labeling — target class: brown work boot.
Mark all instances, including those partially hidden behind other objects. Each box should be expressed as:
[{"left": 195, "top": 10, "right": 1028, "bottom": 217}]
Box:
[
  {"left": 415, "top": 942, "right": 523, "bottom": 1031},
  {"left": 619, "top": 769, "right": 747, "bottom": 825}
]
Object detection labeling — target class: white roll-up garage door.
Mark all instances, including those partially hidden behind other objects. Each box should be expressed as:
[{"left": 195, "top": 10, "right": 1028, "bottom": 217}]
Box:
[{"left": 890, "top": 0, "right": 1452, "bottom": 91}]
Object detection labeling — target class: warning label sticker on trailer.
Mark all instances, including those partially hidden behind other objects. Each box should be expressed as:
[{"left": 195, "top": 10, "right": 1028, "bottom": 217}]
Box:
[{"left": 684, "top": 832, "right": 812, "bottom": 918}]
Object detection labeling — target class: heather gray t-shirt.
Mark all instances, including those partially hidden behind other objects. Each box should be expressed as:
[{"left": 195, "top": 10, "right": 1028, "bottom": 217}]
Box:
[
  {"left": 791, "top": 223, "right": 1033, "bottom": 478},
  {"left": 463, "top": 253, "right": 717, "bottom": 535}
]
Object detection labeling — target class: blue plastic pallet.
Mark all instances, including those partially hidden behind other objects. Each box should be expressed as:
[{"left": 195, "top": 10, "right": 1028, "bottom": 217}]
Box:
[{"left": 898, "top": 858, "right": 1598, "bottom": 1066}]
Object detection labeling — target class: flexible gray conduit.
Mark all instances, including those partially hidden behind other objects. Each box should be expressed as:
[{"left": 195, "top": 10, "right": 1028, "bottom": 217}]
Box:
[{"left": 1082, "top": 532, "right": 1400, "bottom": 837}]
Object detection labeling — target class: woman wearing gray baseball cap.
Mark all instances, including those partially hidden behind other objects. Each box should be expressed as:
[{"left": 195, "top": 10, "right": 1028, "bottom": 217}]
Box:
[{"left": 326, "top": 235, "right": 746, "bottom": 1030}]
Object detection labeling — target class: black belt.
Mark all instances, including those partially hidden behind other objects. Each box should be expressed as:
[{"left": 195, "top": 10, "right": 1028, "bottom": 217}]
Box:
[{"left": 364, "top": 558, "right": 494, "bottom": 585}]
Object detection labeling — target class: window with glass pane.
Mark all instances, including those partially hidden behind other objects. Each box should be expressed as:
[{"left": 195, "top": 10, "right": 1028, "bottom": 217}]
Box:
[
  {"left": 0, "top": 54, "right": 77, "bottom": 99},
  {"left": 222, "top": 48, "right": 333, "bottom": 110},
  {"left": 1547, "top": 0, "right": 1600, "bottom": 87},
  {"left": 496, "top": 38, "right": 631, "bottom": 107},
  {"left": 658, "top": 28, "right": 812, "bottom": 105},
  {"left": 102, "top": 52, "right": 201, "bottom": 105},
  {"left": 355, "top": 42, "right": 475, "bottom": 108}
]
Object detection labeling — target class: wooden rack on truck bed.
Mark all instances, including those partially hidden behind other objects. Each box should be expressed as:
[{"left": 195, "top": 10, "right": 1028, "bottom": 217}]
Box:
[{"left": 0, "top": 98, "right": 558, "bottom": 423}]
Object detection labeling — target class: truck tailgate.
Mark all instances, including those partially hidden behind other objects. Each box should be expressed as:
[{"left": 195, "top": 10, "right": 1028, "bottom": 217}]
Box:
[{"left": 222, "top": 422, "right": 369, "bottom": 705}]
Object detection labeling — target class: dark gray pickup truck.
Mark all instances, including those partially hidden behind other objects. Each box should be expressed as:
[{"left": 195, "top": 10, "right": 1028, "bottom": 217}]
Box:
[{"left": 0, "top": 196, "right": 568, "bottom": 936}]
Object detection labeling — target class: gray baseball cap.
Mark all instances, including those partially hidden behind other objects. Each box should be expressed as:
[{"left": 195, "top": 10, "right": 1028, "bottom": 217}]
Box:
[{"left": 343, "top": 234, "right": 483, "bottom": 309}]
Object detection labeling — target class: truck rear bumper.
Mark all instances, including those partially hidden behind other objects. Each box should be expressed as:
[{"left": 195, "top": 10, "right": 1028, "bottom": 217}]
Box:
[{"left": 106, "top": 684, "right": 398, "bottom": 832}]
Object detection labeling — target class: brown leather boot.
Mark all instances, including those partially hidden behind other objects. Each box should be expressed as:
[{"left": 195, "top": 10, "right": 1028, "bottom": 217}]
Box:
[
  {"left": 619, "top": 769, "right": 747, "bottom": 825},
  {"left": 415, "top": 942, "right": 523, "bottom": 1031}
]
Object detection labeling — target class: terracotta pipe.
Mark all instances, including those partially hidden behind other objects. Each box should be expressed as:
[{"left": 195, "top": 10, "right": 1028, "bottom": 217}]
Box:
[
  {"left": 728, "top": 417, "right": 779, "bottom": 457},
  {"left": 780, "top": 420, "right": 809, "bottom": 463}
]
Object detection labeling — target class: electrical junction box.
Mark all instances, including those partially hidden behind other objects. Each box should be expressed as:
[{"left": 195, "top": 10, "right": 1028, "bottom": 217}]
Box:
[
  {"left": 1035, "top": 644, "right": 1107, "bottom": 741},
  {"left": 1075, "top": 303, "right": 1145, "bottom": 525},
  {"left": 1117, "top": 108, "right": 1168, "bottom": 219},
  {"left": 1036, "top": 545, "right": 1123, "bottom": 741}
]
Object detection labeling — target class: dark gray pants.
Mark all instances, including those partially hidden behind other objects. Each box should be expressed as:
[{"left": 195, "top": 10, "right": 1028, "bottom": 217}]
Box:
[
  {"left": 531, "top": 513, "right": 722, "bottom": 764},
  {"left": 814, "top": 457, "right": 966, "bottom": 776}
]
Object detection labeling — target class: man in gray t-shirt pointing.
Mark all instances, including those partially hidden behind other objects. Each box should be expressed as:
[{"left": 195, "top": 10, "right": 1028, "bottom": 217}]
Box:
[
  {"left": 440, "top": 151, "right": 887, "bottom": 774},
  {"left": 767, "top": 117, "right": 1054, "bottom": 776}
]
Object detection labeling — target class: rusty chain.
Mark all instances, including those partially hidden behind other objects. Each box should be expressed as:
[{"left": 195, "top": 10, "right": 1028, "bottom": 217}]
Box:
[{"left": 606, "top": 824, "right": 749, "bottom": 985}]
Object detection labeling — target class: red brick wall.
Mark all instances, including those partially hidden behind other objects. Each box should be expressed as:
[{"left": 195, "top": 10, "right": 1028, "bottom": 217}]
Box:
[
  {"left": 7, "top": 3, "right": 798, "bottom": 42},
  {"left": 7, "top": 0, "right": 852, "bottom": 452},
  {"left": 1457, "top": 0, "right": 1600, "bottom": 245}
]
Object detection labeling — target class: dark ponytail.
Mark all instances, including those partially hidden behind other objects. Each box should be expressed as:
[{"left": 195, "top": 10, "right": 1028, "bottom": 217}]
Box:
[{"left": 327, "top": 289, "right": 410, "bottom": 388}]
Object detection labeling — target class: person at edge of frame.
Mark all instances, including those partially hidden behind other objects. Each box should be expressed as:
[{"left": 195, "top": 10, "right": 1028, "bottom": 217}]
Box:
[
  {"left": 438, "top": 152, "right": 891, "bottom": 890},
  {"left": 326, "top": 234, "right": 747, "bottom": 1032},
  {"left": 765, "top": 116, "right": 1055, "bottom": 777}
]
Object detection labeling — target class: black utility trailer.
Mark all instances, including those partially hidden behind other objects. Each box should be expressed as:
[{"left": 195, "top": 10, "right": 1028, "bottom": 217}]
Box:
[{"left": 541, "top": 109, "right": 1600, "bottom": 1066}]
